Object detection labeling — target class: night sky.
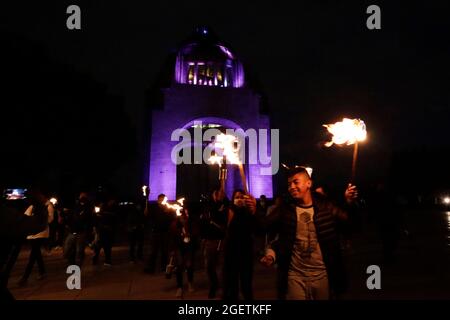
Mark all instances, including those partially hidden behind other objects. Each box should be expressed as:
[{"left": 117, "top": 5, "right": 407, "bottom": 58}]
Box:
[{"left": 1, "top": 1, "right": 449, "bottom": 199}]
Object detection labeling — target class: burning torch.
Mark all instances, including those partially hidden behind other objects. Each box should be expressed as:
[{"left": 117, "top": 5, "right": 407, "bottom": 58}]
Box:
[
  {"left": 323, "top": 118, "right": 367, "bottom": 182},
  {"left": 161, "top": 196, "right": 185, "bottom": 217},
  {"left": 142, "top": 185, "right": 148, "bottom": 197},
  {"left": 208, "top": 133, "right": 248, "bottom": 194},
  {"left": 161, "top": 196, "right": 190, "bottom": 244},
  {"left": 49, "top": 197, "right": 58, "bottom": 206}
]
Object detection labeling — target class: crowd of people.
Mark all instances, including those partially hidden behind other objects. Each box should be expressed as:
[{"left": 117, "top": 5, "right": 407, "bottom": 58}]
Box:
[{"left": 1, "top": 167, "right": 363, "bottom": 301}]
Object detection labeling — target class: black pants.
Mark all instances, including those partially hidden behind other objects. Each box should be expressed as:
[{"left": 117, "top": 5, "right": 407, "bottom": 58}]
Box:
[
  {"left": 223, "top": 243, "right": 254, "bottom": 301},
  {"left": 0, "top": 238, "right": 24, "bottom": 288},
  {"left": 1, "top": 238, "right": 24, "bottom": 300},
  {"left": 146, "top": 231, "right": 169, "bottom": 273},
  {"left": 22, "top": 239, "right": 46, "bottom": 280},
  {"left": 48, "top": 223, "right": 57, "bottom": 250},
  {"left": 128, "top": 227, "right": 144, "bottom": 261},
  {"left": 64, "top": 233, "right": 87, "bottom": 266},
  {"left": 93, "top": 229, "right": 114, "bottom": 264},
  {"left": 55, "top": 224, "right": 65, "bottom": 247},
  {"left": 203, "top": 239, "right": 222, "bottom": 293},
  {"left": 174, "top": 242, "right": 195, "bottom": 288}
]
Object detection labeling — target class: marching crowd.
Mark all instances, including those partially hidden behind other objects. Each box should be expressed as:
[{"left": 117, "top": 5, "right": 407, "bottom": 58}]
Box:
[{"left": 1, "top": 166, "right": 359, "bottom": 300}]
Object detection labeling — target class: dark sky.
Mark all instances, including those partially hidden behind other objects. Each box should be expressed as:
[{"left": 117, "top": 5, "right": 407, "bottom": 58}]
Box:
[{"left": 1, "top": 1, "right": 449, "bottom": 197}]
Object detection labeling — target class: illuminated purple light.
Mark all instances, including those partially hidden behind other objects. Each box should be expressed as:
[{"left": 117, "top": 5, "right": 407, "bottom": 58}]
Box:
[
  {"left": 147, "top": 117, "right": 273, "bottom": 200},
  {"left": 218, "top": 45, "right": 234, "bottom": 59},
  {"left": 174, "top": 44, "right": 244, "bottom": 88}
]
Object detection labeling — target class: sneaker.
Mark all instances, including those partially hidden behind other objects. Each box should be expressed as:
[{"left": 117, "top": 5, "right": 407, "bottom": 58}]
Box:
[
  {"left": 188, "top": 283, "right": 195, "bottom": 293},
  {"left": 176, "top": 288, "right": 183, "bottom": 298}
]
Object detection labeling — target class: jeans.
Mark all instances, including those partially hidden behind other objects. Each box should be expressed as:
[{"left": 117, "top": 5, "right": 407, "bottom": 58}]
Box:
[
  {"left": 22, "top": 238, "right": 46, "bottom": 280},
  {"left": 128, "top": 227, "right": 144, "bottom": 261},
  {"left": 0, "top": 238, "right": 24, "bottom": 287},
  {"left": 173, "top": 242, "right": 195, "bottom": 288},
  {"left": 93, "top": 229, "right": 114, "bottom": 264},
  {"left": 146, "top": 231, "right": 169, "bottom": 272},
  {"left": 286, "top": 273, "right": 330, "bottom": 300},
  {"left": 64, "top": 233, "right": 87, "bottom": 266},
  {"left": 202, "top": 239, "right": 223, "bottom": 294},
  {"left": 223, "top": 242, "right": 253, "bottom": 301}
]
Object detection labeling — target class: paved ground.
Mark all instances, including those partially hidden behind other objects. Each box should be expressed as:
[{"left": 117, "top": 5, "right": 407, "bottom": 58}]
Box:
[{"left": 7, "top": 209, "right": 450, "bottom": 300}]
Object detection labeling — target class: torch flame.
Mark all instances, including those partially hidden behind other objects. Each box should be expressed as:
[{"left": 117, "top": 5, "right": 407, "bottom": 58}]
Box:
[
  {"left": 161, "top": 196, "right": 185, "bottom": 216},
  {"left": 207, "top": 133, "right": 241, "bottom": 165},
  {"left": 323, "top": 118, "right": 367, "bottom": 147},
  {"left": 49, "top": 197, "right": 58, "bottom": 206}
]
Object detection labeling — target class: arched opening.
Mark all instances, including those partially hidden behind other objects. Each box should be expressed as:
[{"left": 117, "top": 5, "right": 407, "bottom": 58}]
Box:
[{"left": 176, "top": 117, "right": 247, "bottom": 201}]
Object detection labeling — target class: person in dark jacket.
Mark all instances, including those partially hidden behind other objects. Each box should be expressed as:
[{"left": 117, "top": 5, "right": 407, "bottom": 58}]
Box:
[
  {"left": 144, "top": 194, "right": 174, "bottom": 274},
  {"left": 63, "top": 192, "right": 94, "bottom": 267},
  {"left": 0, "top": 187, "right": 49, "bottom": 300},
  {"left": 260, "top": 166, "right": 358, "bottom": 300},
  {"left": 168, "top": 206, "right": 195, "bottom": 298},
  {"left": 92, "top": 199, "right": 117, "bottom": 266},
  {"left": 254, "top": 195, "right": 269, "bottom": 257},
  {"left": 127, "top": 191, "right": 147, "bottom": 263},
  {"left": 200, "top": 188, "right": 228, "bottom": 299},
  {"left": 222, "top": 189, "right": 257, "bottom": 301}
]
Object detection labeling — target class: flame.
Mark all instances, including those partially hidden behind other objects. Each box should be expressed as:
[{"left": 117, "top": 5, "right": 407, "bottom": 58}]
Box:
[
  {"left": 207, "top": 133, "right": 241, "bottom": 165},
  {"left": 323, "top": 118, "right": 367, "bottom": 147},
  {"left": 161, "top": 196, "right": 185, "bottom": 216},
  {"left": 94, "top": 206, "right": 101, "bottom": 213},
  {"left": 142, "top": 185, "right": 147, "bottom": 196},
  {"left": 49, "top": 197, "right": 58, "bottom": 206}
]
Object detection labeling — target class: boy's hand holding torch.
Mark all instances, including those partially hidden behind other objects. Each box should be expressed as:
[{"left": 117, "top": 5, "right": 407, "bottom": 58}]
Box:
[
  {"left": 243, "top": 194, "right": 257, "bottom": 214},
  {"left": 345, "top": 183, "right": 358, "bottom": 204}
]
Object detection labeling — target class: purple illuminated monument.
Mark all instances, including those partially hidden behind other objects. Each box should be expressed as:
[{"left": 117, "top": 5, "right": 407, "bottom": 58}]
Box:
[{"left": 146, "top": 27, "right": 273, "bottom": 200}]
